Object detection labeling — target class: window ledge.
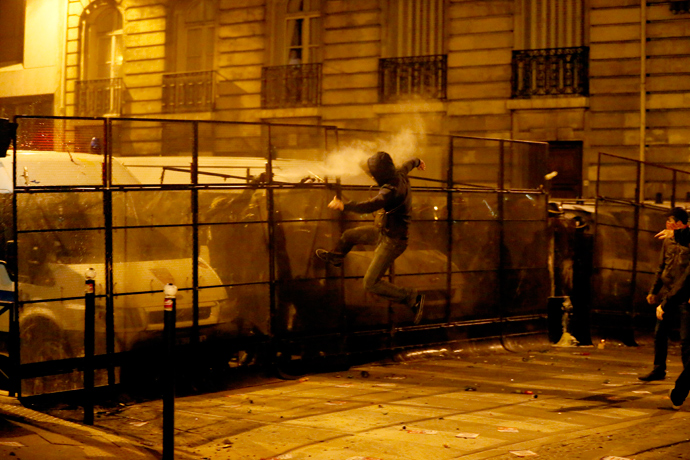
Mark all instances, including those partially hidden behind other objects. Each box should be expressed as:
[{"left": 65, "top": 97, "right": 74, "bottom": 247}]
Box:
[
  {"left": 506, "top": 97, "right": 589, "bottom": 110},
  {"left": 259, "top": 107, "right": 321, "bottom": 119},
  {"left": 373, "top": 100, "right": 447, "bottom": 114}
]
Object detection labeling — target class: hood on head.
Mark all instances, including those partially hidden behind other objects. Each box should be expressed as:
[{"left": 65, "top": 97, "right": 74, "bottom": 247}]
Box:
[{"left": 367, "top": 151, "right": 396, "bottom": 185}]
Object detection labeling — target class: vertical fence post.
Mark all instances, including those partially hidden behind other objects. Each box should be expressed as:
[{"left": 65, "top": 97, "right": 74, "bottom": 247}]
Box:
[
  {"left": 104, "top": 118, "right": 115, "bottom": 385},
  {"left": 446, "top": 137, "right": 454, "bottom": 323},
  {"left": 84, "top": 268, "right": 96, "bottom": 425},
  {"left": 498, "top": 140, "right": 506, "bottom": 339},
  {"left": 629, "top": 161, "right": 642, "bottom": 343},
  {"left": 191, "top": 121, "right": 199, "bottom": 348},
  {"left": 163, "top": 283, "right": 177, "bottom": 460}
]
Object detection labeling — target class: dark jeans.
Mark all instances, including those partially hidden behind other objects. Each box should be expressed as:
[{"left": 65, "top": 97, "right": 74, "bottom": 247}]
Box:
[
  {"left": 652, "top": 316, "right": 672, "bottom": 373},
  {"left": 672, "top": 303, "right": 690, "bottom": 403},
  {"left": 333, "top": 226, "right": 415, "bottom": 306}
]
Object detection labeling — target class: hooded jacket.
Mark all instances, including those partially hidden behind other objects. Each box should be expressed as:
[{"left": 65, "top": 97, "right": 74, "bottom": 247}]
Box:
[{"left": 342, "top": 151, "right": 420, "bottom": 240}]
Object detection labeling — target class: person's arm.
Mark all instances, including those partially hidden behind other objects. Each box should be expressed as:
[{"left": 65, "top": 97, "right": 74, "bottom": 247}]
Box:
[
  {"left": 342, "top": 186, "right": 394, "bottom": 214},
  {"left": 649, "top": 240, "right": 668, "bottom": 298},
  {"left": 327, "top": 186, "right": 393, "bottom": 214},
  {"left": 658, "top": 260, "right": 690, "bottom": 318},
  {"left": 399, "top": 158, "right": 426, "bottom": 176}
]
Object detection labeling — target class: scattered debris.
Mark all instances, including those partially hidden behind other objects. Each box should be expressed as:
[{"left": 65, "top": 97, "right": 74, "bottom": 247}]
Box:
[
  {"left": 361, "top": 371, "right": 370, "bottom": 378},
  {"left": 298, "top": 377, "right": 309, "bottom": 383},
  {"left": 510, "top": 450, "right": 538, "bottom": 457},
  {"left": 129, "top": 421, "right": 148, "bottom": 427},
  {"left": 498, "top": 427, "right": 519, "bottom": 433},
  {"left": 406, "top": 429, "right": 438, "bottom": 435},
  {"left": 0, "top": 442, "right": 25, "bottom": 447},
  {"left": 632, "top": 390, "right": 651, "bottom": 394},
  {"left": 456, "top": 433, "right": 480, "bottom": 439},
  {"left": 465, "top": 386, "right": 477, "bottom": 391}
]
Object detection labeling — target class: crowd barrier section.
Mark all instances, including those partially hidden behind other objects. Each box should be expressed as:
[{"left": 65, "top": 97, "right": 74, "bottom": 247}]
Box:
[
  {"left": 1, "top": 115, "right": 549, "bottom": 397},
  {"left": 593, "top": 152, "right": 690, "bottom": 343}
]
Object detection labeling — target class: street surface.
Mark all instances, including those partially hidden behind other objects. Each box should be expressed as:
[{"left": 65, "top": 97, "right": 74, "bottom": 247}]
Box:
[{"left": 4, "top": 337, "right": 690, "bottom": 459}]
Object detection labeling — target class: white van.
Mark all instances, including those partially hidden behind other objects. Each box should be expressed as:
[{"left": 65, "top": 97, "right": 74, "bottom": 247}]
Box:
[{"left": 0, "top": 150, "right": 235, "bottom": 386}]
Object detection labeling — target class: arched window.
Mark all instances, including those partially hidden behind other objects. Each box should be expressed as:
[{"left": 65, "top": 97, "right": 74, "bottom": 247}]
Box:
[
  {"left": 83, "top": 5, "right": 123, "bottom": 80},
  {"left": 77, "top": 3, "right": 124, "bottom": 116}
]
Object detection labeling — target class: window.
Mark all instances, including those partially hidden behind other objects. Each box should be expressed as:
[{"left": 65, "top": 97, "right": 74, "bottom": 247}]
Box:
[
  {"left": 516, "top": 0, "right": 584, "bottom": 50},
  {"left": 511, "top": 0, "right": 588, "bottom": 98},
  {"left": 379, "top": 0, "right": 446, "bottom": 103},
  {"left": 173, "top": 0, "right": 216, "bottom": 72},
  {"left": 262, "top": 0, "right": 322, "bottom": 108},
  {"left": 285, "top": 0, "right": 321, "bottom": 65},
  {"left": 0, "top": 0, "right": 25, "bottom": 66},
  {"left": 386, "top": 0, "right": 444, "bottom": 58},
  {"left": 163, "top": 0, "right": 217, "bottom": 113},
  {"left": 77, "top": 3, "right": 124, "bottom": 116},
  {"left": 84, "top": 6, "right": 123, "bottom": 80}
]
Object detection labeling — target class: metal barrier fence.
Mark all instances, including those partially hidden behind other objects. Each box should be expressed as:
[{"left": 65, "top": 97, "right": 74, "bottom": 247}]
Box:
[
  {"left": 593, "top": 152, "right": 690, "bottom": 343},
  {"left": 0, "top": 116, "right": 549, "bottom": 397}
]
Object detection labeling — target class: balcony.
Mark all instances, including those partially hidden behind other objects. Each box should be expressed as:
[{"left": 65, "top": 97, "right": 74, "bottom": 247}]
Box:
[
  {"left": 75, "top": 78, "right": 123, "bottom": 117},
  {"left": 511, "top": 47, "right": 589, "bottom": 99},
  {"left": 261, "top": 63, "right": 321, "bottom": 109},
  {"left": 162, "top": 70, "right": 215, "bottom": 113},
  {"left": 379, "top": 55, "right": 447, "bottom": 103}
]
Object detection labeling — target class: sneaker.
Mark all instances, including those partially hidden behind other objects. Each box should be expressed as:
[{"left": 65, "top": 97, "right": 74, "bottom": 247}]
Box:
[
  {"left": 411, "top": 293, "right": 425, "bottom": 325},
  {"left": 669, "top": 388, "right": 683, "bottom": 410},
  {"left": 315, "top": 248, "right": 343, "bottom": 267},
  {"left": 638, "top": 370, "right": 666, "bottom": 382}
]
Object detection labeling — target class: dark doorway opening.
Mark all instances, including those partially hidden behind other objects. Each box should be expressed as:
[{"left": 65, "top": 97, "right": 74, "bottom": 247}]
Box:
[{"left": 548, "top": 141, "right": 583, "bottom": 198}]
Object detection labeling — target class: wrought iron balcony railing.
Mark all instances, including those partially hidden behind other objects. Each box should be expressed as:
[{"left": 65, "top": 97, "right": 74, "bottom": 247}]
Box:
[
  {"left": 261, "top": 63, "right": 321, "bottom": 109},
  {"left": 511, "top": 47, "right": 589, "bottom": 99},
  {"left": 162, "top": 70, "right": 215, "bottom": 113},
  {"left": 379, "top": 55, "right": 447, "bottom": 103},
  {"left": 75, "top": 78, "right": 123, "bottom": 117}
]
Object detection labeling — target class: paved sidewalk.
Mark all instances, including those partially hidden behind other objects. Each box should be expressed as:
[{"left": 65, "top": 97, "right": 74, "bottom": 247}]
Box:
[
  {"left": 4, "top": 338, "right": 690, "bottom": 459},
  {"left": 0, "top": 394, "right": 158, "bottom": 460}
]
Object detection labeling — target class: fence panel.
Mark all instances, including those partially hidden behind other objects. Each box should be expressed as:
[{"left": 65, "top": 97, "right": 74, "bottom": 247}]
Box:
[{"left": 5, "top": 115, "right": 552, "bottom": 397}]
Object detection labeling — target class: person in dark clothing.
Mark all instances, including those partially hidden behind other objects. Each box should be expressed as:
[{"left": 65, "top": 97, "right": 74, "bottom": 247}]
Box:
[
  {"left": 315, "top": 151, "right": 426, "bottom": 324},
  {"left": 639, "top": 207, "right": 690, "bottom": 382},
  {"left": 654, "top": 211, "right": 690, "bottom": 409}
]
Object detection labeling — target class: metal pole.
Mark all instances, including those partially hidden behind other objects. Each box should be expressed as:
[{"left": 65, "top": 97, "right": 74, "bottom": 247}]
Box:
[
  {"left": 446, "top": 137, "right": 454, "bottom": 324},
  {"left": 84, "top": 268, "right": 96, "bottom": 425},
  {"left": 163, "top": 283, "right": 177, "bottom": 460},
  {"left": 191, "top": 122, "right": 199, "bottom": 347},
  {"left": 498, "top": 141, "right": 506, "bottom": 342}
]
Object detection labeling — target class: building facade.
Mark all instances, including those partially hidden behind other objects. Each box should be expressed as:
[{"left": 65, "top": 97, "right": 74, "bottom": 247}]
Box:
[{"left": 1, "top": 0, "right": 690, "bottom": 198}]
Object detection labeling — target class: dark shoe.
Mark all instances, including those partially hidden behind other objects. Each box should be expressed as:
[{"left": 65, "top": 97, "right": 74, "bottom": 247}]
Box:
[
  {"left": 669, "top": 388, "right": 683, "bottom": 410},
  {"left": 411, "top": 293, "right": 425, "bottom": 325},
  {"left": 638, "top": 370, "right": 666, "bottom": 382},
  {"left": 315, "top": 249, "right": 343, "bottom": 267}
]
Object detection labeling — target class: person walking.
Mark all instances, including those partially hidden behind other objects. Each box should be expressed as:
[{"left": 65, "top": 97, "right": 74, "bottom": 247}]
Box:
[
  {"left": 654, "top": 209, "right": 690, "bottom": 409},
  {"left": 315, "top": 151, "right": 426, "bottom": 324},
  {"left": 639, "top": 207, "right": 690, "bottom": 382}
]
